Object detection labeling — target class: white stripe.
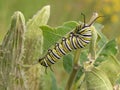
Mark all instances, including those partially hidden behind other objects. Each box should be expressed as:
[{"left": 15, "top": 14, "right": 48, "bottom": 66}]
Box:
[
  {"left": 76, "top": 37, "right": 84, "bottom": 48},
  {"left": 44, "top": 59, "right": 49, "bottom": 67},
  {"left": 47, "top": 55, "right": 55, "bottom": 64}
]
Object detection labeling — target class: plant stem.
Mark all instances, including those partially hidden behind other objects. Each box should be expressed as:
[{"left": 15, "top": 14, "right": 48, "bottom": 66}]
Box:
[
  {"left": 88, "top": 26, "right": 97, "bottom": 65},
  {"left": 65, "top": 49, "right": 81, "bottom": 90}
]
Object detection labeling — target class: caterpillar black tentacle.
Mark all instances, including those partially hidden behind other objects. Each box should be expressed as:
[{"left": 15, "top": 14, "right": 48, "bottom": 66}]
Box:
[
  {"left": 81, "top": 13, "right": 86, "bottom": 27},
  {"left": 39, "top": 12, "right": 100, "bottom": 69}
]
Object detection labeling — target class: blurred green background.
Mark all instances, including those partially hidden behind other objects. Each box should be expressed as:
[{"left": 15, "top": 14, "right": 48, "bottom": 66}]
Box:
[
  {"left": 0, "top": 0, "right": 120, "bottom": 89},
  {"left": 0, "top": 0, "right": 120, "bottom": 41},
  {"left": 0, "top": 0, "right": 120, "bottom": 58}
]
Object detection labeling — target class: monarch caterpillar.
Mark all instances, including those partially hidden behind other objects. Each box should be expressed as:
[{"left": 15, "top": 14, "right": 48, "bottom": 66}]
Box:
[{"left": 39, "top": 12, "right": 101, "bottom": 69}]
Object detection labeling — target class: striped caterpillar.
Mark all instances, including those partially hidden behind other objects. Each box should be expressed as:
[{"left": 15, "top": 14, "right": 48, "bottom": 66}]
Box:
[{"left": 39, "top": 12, "right": 100, "bottom": 69}]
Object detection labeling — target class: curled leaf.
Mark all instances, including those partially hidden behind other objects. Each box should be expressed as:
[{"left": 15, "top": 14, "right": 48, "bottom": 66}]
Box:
[
  {"left": 24, "top": 5, "right": 50, "bottom": 64},
  {"left": 98, "top": 55, "right": 120, "bottom": 85},
  {"left": 0, "top": 11, "right": 26, "bottom": 89},
  {"left": 80, "top": 68, "right": 113, "bottom": 90}
]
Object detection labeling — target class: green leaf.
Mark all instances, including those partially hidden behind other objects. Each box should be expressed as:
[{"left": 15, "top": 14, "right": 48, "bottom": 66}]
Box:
[
  {"left": 99, "top": 39, "right": 118, "bottom": 56},
  {"left": 0, "top": 11, "right": 25, "bottom": 89},
  {"left": 116, "top": 77, "right": 120, "bottom": 84},
  {"left": 79, "top": 50, "right": 89, "bottom": 65},
  {"left": 2, "top": 11, "right": 25, "bottom": 49},
  {"left": 40, "top": 25, "right": 61, "bottom": 53},
  {"left": 98, "top": 55, "right": 120, "bottom": 85},
  {"left": 88, "top": 26, "right": 98, "bottom": 60},
  {"left": 25, "top": 64, "right": 44, "bottom": 90},
  {"left": 56, "top": 21, "right": 78, "bottom": 36},
  {"left": 94, "top": 23, "right": 108, "bottom": 48},
  {"left": 1, "top": 11, "right": 25, "bottom": 64},
  {"left": 51, "top": 72, "right": 58, "bottom": 90},
  {"left": 42, "top": 72, "right": 52, "bottom": 90},
  {"left": 80, "top": 68, "right": 113, "bottom": 90},
  {"left": 24, "top": 5, "right": 50, "bottom": 64},
  {"left": 96, "top": 39, "right": 119, "bottom": 65},
  {"left": 75, "top": 68, "right": 84, "bottom": 82},
  {"left": 63, "top": 54, "right": 73, "bottom": 73},
  {"left": 27, "top": 5, "right": 50, "bottom": 28},
  {"left": 40, "top": 21, "right": 78, "bottom": 54}
]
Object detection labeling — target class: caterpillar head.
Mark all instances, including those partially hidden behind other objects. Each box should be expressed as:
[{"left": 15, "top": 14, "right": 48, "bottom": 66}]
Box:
[
  {"left": 75, "top": 12, "right": 102, "bottom": 34},
  {"left": 39, "top": 58, "right": 48, "bottom": 67}
]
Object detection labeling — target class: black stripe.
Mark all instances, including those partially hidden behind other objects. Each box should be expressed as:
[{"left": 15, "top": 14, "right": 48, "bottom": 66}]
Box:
[
  {"left": 51, "top": 49, "right": 60, "bottom": 59},
  {"left": 65, "top": 39, "right": 72, "bottom": 51},
  {"left": 76, "top": 36, "right": 84, "bottom": 48},
  {"left": 44, "top": 59, "right": 49, "bottom": 67},
  {"left": 62, "top": 37, "right": 72, "bottom": 51},
  {"left": 57, "top": 43, "right": 66, "bottom": 55},
  {"left": 80, "top": 34, "right": 92, "bottom": 37},
  {"left": 48, "top": 49, "right": 60, "bottom": 59},
  {"left": 79, "top": 27, "right": 89, "bottom": 32},
  {"left": 46, "top": 55, "right": 55, "bottom": 64},
  {"left": 55, "top": 43, "right": 62, "bottom": 57},
  {"left": 79, "top": 28, "right": 86, "bottom": 34},
  {"left": 79, "top": 36, "right": 90, "bottom": 44},
  {"left": 70, "top": 36, "right": 77, "bottom": 49}
]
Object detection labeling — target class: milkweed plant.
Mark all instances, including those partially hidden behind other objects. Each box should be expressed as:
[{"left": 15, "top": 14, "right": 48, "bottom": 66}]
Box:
[{"left": 0, "top": 5, "right": 120, "bottom": 90}]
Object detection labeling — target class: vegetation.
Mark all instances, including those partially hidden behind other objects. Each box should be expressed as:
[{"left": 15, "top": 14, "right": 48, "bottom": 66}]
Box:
[{"left": 0, "top": 2, "right": 120, "bottom": 90}]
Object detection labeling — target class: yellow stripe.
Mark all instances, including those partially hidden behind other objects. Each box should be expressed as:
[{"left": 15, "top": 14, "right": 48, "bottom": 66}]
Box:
[
  {"left": 55, "top": 46, "right": 63, "bottom": 57},
  {"left": 52, "top": 49, "right": 60, "bottom": 59},
  {"left": 59, "top": 43, "right": 66, "bottom": 55},
  {"left": 66, "top": 38, "right": 72, "bottom": 51},
  {"left": 48, "top": 53, "right": 57, "bottom": 62}
]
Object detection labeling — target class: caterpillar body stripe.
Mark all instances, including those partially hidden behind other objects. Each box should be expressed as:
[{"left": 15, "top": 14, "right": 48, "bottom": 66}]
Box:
[{"left": 39, "top": 12, "right": 100, "bottom": 68}]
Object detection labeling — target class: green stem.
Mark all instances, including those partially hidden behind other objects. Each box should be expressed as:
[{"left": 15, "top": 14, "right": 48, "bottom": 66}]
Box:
[
  {"left": 72, "top": 73, "right": 85, "bottom": 90},
  {"left": 74, "top": 49, "right": 81, "bottom": 65},
  {"left": 65, "top": 49, "right": 81, "bottom": 90},
  {"left": 88, "top": 26, "right": 97, "bottom": 65}
]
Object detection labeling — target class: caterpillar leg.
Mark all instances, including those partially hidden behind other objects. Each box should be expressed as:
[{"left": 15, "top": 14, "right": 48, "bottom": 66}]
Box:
[
  {"left": 50, "top": 66, "right": 54, "bottom": 72},
  {"left": 45, "top": 66, "right": 54, "bottom": 74},
  {"left": 45, "top": 67, "right": 48, "bottom": 74},
  {"left": 81, "top": 13, "right": 86, "bottom": 27}
]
